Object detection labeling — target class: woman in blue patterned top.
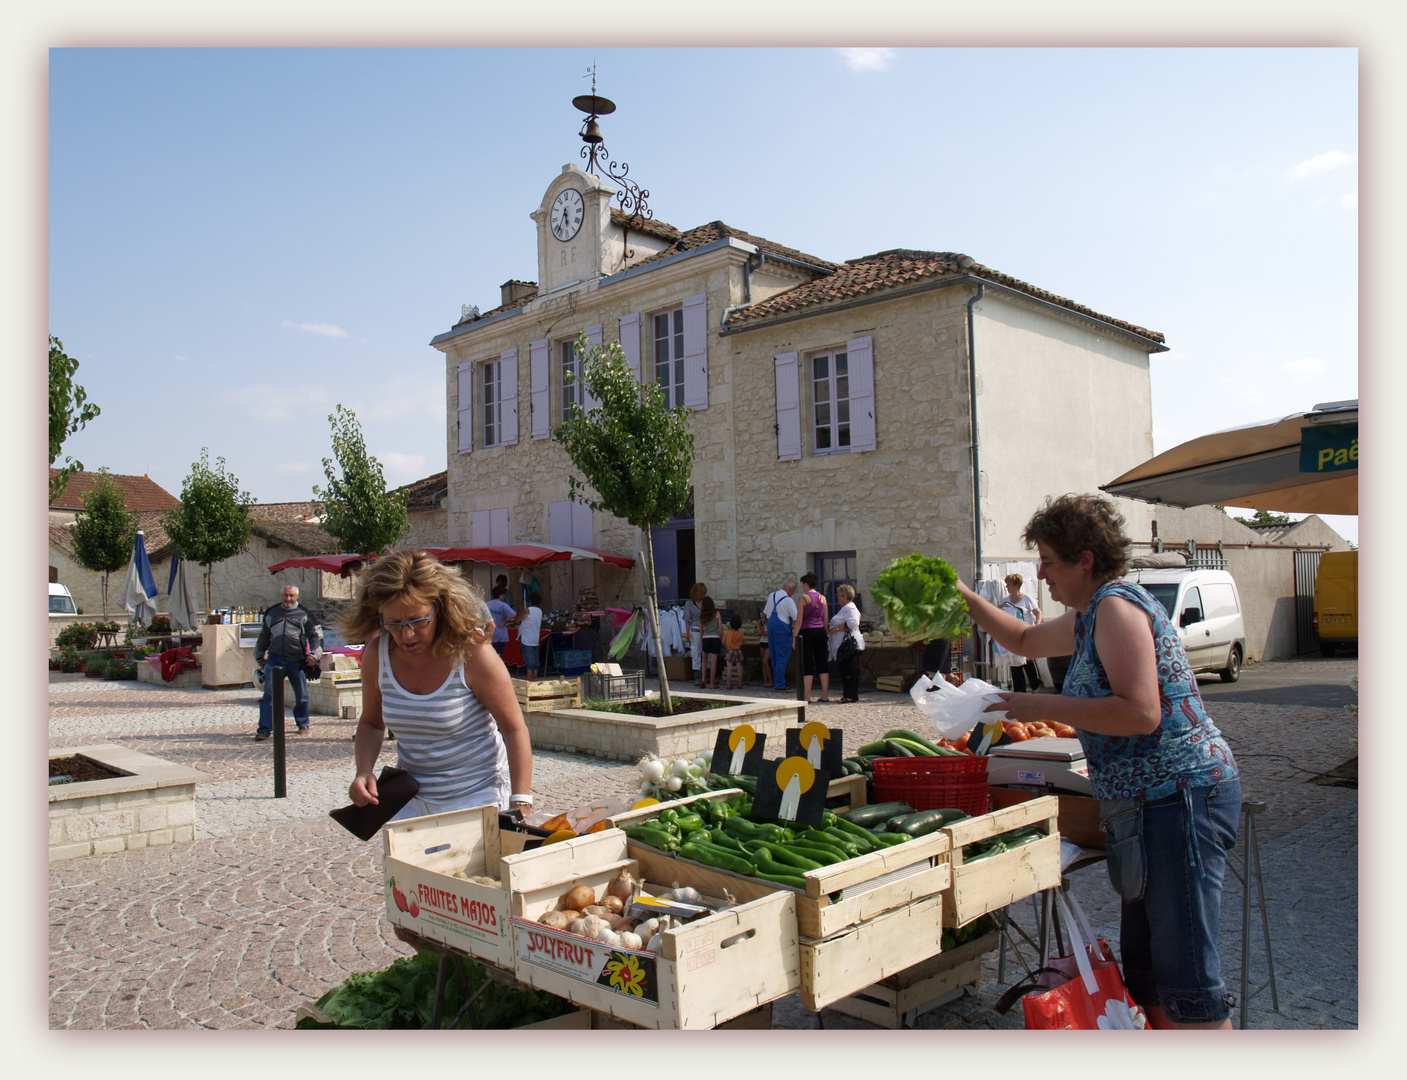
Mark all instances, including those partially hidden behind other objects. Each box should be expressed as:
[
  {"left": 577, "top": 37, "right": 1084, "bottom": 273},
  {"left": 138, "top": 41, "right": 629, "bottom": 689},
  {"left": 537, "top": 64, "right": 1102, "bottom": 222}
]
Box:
[{"left": 955, "top": 494, "right": 1240, "bottom": 1029}]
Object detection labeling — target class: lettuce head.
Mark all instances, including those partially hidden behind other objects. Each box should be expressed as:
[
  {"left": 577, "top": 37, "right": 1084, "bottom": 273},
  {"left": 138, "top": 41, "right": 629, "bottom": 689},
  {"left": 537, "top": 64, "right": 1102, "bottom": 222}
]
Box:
[{"left": 871, "top": 553, "right": 969, "bottom": 644}]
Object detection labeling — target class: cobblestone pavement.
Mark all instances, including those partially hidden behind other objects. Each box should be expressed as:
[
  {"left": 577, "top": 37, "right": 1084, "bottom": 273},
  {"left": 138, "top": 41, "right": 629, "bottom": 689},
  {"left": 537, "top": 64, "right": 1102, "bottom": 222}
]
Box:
[{"left": 48, "top": 671, "right": 1358, "bottom": 1030}]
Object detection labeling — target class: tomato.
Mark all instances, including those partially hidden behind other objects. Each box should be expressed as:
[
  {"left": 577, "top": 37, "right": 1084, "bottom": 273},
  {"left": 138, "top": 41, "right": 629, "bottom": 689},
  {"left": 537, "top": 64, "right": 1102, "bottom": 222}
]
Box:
[
  {"left": 1002, "top": 721, "right": 1029, "bottom": 742},
  {"left": 1051, "top": 723, "right": 1077, "bottom": 738},
  {"left": 953, "top": 733, "right": 970, "bottom": 752}
]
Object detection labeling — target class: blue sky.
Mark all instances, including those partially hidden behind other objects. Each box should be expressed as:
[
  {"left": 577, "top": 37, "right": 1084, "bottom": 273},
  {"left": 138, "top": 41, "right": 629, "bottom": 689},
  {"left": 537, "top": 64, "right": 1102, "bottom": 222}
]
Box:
[{"left": 47, "top": 46, "right": 1359, "bottom": 540}]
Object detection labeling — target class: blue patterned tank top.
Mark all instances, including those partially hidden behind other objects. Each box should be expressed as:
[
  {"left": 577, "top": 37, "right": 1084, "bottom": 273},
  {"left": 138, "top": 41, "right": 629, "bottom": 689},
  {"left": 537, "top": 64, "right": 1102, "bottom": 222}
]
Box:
[
  {"left": 379, "top": 642, "right": 509, "bottom": 803},
  {"left": 1064, "top": 579, "right": 1238, "bottom": 801}
]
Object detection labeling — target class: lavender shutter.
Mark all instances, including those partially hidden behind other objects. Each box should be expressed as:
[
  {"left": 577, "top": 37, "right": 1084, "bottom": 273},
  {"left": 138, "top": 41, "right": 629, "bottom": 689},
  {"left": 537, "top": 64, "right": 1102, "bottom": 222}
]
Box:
[
  {"left": 583, "top": 324, "right": 604, "bottom": 410},
  {"left": 457, "top": 361, "right": 474, "bottom": 453},
  {"left": 548, "top": 501, "right": 572, "bottom": 545},
  {"left": 490, "top": 507, "right": 510, "bottom": 546},
  {"left": 682, "top": 292, "right": 708, "bottom": 409},
  {"left": 501, "top": 347, "right": 519, "bottom": 445},
  {"left": 471, "top": 510, "right": 490, "bottom": 544},
  {"left": 847, "top": 335, "right": 875, "bottom": 452},
  {"left": 529, "top": 338, "right": 549, "bottom": 440},
  {"left": 774, "top": 351, "right": 801, "bottom": 461},
  {"left": 619, "top": 312, "right": 641, "bottom": 381},
  {"left": 571, "top": 501, "right": 593, "bottom": 546}
]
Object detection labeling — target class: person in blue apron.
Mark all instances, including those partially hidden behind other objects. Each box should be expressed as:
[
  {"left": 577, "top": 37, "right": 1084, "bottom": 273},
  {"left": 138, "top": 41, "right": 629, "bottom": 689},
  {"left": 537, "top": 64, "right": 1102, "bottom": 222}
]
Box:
[
  {"left": 761, "top": 578, "right": 799, "bottom": 691},
  {"left": 954, "top": 494, "right": 1240, "bottom": 1029}
]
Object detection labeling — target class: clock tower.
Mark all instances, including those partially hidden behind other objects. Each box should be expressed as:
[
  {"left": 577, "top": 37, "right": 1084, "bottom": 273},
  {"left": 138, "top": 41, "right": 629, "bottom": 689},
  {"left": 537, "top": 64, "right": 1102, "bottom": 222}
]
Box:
[{"left": 531, "top": 164, "right": 616, "bottom": 295}]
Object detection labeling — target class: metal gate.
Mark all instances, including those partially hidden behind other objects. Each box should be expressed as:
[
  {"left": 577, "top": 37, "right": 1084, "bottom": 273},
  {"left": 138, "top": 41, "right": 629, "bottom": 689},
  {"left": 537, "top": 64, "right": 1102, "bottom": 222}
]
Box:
[{"left": 1294, "top": 550, "right": 1323, "bottom": 654}]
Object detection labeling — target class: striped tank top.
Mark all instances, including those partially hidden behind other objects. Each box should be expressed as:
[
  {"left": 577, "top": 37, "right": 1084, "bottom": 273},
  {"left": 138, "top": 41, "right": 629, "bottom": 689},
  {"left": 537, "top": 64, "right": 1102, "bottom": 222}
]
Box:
[{"left": 379, "top": 643, "right": 509, "bottom": 805}]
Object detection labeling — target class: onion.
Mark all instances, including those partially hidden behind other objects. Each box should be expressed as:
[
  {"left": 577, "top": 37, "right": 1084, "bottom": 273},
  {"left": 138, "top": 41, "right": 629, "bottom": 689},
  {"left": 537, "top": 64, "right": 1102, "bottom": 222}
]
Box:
[
  {"left": 642, "top": 759, "right": 666, "bottom": 783},
  {"left": 606, "top": 869, "right": 637, "bottom": 903},
  {"left": 607, "top": 914, "right": 636, "bottom": 932},
  {"left": 639, "top": 780, "right": 653, "bottom": 796},
  {"left": 562, "top": 885, "right": 596, "bottom": 910},
  {"left": 582, "top": 905, "right": 614, "bottom": 918},
  {"left": 671, "top": 759, "right": 692, "bottom": 778},
  {"left": 618, "top": 932, "right": 643, "bottom": 951},
  {"left": 538, "top": 911, "right": 572, "bottom": 930},
  {"left": 600, "top": 895, "right": 625, "bottom": 915},
  {"left": 665, "top": 777, "right": 682, "bottom": 792}
]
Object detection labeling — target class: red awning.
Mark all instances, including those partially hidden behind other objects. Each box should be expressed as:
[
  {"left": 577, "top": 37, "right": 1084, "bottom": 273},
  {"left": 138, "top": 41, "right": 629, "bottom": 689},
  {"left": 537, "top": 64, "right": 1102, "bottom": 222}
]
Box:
[
  {"left": 425, "top": 544, "right": 634, "bottom": 570},
  {"left": 267, "top": 554, "right": 374, "bottom": 577}
]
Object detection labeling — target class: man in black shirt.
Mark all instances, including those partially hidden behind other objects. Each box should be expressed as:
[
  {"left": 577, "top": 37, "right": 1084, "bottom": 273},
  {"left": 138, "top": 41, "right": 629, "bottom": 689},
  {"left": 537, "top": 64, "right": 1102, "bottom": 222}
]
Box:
[{"left": 253, "top": 584, "right": 323, "bottom": 740}]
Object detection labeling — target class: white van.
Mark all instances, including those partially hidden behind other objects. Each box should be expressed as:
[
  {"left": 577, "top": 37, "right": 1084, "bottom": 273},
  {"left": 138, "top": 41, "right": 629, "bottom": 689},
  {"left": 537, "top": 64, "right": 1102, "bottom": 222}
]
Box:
[
  {"left": 49, "top": 582, "right": 79, "bottom": 616},
  {"left": 1122, "top": 563, "right": 1246, "bottom": 682}
]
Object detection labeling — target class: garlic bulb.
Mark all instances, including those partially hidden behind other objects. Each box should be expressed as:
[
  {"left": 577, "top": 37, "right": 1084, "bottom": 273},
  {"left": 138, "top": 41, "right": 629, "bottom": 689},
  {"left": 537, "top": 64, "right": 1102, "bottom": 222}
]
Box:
[{"left": 618, "top": 932, "right": 643, "bottom": 950}]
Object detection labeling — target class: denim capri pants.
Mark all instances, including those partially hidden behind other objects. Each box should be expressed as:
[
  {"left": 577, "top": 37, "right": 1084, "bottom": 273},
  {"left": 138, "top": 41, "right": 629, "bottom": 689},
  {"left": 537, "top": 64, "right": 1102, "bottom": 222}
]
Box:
[
  {"left": 1099, "top": 779, "right": 1241, "bottom": 1024},
  {"left": 519, "top": 645, "right": 540, "bottom": 670}
]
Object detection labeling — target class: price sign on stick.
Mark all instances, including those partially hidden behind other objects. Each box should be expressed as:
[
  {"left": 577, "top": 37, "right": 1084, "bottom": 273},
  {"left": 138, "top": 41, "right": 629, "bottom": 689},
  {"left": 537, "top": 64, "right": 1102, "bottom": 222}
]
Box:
[
  {"left": 713, "top": 724, "right": 767, "bottom": 777},
  {"left": 753, "top": 756, "right": 831, "bottom": 828},
  {"left": 785, "top": 722, "right": 844, "bottom": 777}
]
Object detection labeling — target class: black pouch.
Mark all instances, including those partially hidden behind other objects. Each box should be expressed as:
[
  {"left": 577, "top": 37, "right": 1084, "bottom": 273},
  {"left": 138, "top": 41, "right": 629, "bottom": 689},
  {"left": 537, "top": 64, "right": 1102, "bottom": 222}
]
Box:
[{"left": 328, "top": 767, "right": 420, "bottom": 841}]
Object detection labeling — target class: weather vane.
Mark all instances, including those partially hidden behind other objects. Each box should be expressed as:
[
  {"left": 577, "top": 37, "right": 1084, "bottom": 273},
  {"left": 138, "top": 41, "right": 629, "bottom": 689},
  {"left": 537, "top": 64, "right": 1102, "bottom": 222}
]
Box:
[{"left": 572, "top": 66, "right": 653, "bottom": 227}]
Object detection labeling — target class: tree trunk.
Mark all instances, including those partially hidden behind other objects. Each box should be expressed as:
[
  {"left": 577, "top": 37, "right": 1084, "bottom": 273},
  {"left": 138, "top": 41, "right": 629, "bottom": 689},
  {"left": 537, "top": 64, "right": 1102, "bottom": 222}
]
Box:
[
  {"left": 100, "top": 572, "right": 109, "bottom": 619},
  {"left": 639, "top": 531, "right": 673, "bottom": 715},
  {"left": 204, "top": 565, "right": 214, "bottom": 614}
]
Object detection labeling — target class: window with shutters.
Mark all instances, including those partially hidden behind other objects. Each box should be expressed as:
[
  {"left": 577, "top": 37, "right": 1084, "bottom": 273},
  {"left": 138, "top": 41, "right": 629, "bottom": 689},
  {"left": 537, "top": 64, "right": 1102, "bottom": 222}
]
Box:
[
  {"left": 560, "top": 339, "right": 583, "bottom": 423},
  {"left": 810, "top": 348, "right": 852, "bottom": 454},
  {"left": 652, "top": 306, "right": 686, "bottom": 408},
  {"left": 814, "top": 551, "right": 858, "bottom": 609},
  {"left": 482, "top": 360, "right": 503, "bottom": 447}
]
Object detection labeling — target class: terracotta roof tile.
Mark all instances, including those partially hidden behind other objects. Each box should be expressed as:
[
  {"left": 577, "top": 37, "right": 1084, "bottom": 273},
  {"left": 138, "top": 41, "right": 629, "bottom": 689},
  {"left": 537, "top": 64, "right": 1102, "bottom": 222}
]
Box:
[
  {"left": 248, "top": 501, "right": 321, "bottom": 523},
  {"left": 626, "top": 221, "right": 838, "bottom": 274},
  {"left": 48, "top": 510, "right": 174, "bottom": 559},
  {"left": 723, "top": 248, "right": 1164, "bottom": 344},
  {"left": 251, "top": 520, "right": 342, "bottom": 555},
  {"left": 48, "top": 470, "right": 181, "bottom": 512},
  {"left": 393, "top": 471, "right": 449, "bottom": 510}
]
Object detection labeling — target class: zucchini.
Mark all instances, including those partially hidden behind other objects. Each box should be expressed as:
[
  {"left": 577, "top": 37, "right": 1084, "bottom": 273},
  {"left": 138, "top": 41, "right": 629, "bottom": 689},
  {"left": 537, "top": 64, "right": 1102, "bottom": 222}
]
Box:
[
  {"left": 891, "top": 808, "right": 969, "bottom": 837},
  {"left": 882, "top": 739, "right": 916, "bottom": 757},
  {"left": 962, "top": 841, "right": 1007, "bottom": 863},
  {"left": 839, "top": 801, "right": 916, "bottom": 828},
  {"left": 856, "top": 740, "right": 893, "bottom": 757}
]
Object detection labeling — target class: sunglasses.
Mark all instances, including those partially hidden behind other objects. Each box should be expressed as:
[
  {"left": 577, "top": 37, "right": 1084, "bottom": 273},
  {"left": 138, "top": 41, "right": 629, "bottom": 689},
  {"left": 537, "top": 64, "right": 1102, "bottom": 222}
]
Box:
[{"left": 381, "top": 606, "right": 436, "bottom": 632}]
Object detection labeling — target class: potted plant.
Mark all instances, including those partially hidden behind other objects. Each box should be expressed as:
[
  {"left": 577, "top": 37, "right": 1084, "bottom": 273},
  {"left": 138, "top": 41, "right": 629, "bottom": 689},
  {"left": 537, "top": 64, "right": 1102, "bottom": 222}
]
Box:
[
  {"left": 149, "top": 614, "right": 172, "bottom": 634},
  {"left": 56, "top": 622, "right": 97, "bottom": 652},
  {"left": 49, "top": 654, "right": 60, "bottom": 671},
  {"left": 59, "top": 647, "right": 80, "bottom": 674},
  {"left": 85, "top": 655, "right": 107, "bottom": 679}
]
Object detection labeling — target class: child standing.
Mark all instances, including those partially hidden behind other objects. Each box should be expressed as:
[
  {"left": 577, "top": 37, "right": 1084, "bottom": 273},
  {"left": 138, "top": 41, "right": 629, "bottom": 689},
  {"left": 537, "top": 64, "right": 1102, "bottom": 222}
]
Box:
[
  {"left": 698, "top": 597, "right": 723, "bottom": 690},
  {"left": 722, "top": 613, "right": 746, "bottom": 690}
]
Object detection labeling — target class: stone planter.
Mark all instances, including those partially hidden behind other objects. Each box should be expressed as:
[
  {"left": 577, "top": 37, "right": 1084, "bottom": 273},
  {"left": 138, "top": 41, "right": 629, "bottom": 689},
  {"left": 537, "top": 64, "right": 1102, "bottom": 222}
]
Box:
[
  {"left": 525, "top": 693, "right": 803, "bottom": 763},
  {"left": 49, "top": 744, "right": 212, "bottom": 860}
]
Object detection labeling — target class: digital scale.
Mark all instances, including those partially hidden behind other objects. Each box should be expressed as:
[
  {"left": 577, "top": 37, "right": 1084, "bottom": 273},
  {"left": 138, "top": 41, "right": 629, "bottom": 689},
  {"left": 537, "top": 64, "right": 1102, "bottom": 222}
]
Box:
[{"left": 986, "top": 737, "right": 1093, "bottom": 796}]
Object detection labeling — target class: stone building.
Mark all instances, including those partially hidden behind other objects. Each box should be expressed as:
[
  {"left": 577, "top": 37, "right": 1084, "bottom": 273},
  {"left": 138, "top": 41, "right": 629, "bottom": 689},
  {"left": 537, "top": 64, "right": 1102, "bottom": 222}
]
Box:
[{"left": 428, "top": 153, "right": 1173, "bottom": 622}]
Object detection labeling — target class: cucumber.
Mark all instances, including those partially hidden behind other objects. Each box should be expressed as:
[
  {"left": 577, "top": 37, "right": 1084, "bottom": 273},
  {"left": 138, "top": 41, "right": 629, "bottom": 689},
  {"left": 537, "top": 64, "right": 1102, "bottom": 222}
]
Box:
[
  {"left": 839, "top": 801, "right": 916, "bottom": 828},
  {"left": 884, "top": 737, "right": 937, "bottom": 757},
  {"left": 882, "top": 729, "right": 948, "bottom": 755},
  {"left": 891, "top": 808, "right": 969, "bottom": 837},
  {"left": 883, "top": 739, "right": 918, "bottom": 757},
  {"left": 856, "top": 740, "right": 893, "bottom": 757}
]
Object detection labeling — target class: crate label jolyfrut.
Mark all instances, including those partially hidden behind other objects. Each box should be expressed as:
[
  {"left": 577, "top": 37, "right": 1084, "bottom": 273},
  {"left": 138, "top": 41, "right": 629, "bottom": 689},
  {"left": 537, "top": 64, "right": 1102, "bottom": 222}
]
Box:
[{"left": 515, "top": 919, "right": 659, "bottom": 1006}]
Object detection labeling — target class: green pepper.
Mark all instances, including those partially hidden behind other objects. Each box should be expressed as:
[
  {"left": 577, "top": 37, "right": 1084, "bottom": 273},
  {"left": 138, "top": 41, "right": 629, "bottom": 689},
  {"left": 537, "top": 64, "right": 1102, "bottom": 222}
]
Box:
[
  {"left": 678, "top": 841, "right": 757, "bottom": 877},
  {"left": 622, "top": 825, "right": 678, "bottom": 851},
  {"left": 675, "top": 813, "right": 706, "bottom": 834}
]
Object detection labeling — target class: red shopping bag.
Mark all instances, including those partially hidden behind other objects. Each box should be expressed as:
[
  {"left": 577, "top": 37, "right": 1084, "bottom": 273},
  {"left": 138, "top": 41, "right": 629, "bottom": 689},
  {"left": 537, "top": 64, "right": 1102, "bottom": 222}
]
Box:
[{"left": 1014, "top": 894, "right": 1150, "bottom": 1030}]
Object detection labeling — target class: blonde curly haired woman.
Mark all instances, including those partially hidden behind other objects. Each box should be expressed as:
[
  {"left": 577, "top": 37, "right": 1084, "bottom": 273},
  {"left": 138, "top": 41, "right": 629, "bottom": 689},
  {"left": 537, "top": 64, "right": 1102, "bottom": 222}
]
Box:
[{"left": 341, "top": 550, "right": 534, "bottom": 822}]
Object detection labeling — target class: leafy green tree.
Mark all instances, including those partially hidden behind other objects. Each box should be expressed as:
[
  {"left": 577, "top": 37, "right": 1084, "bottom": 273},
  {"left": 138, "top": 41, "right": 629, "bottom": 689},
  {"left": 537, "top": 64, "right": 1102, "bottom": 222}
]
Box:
[
  {"left": 1234, "top": 509, "right": 1294, "bottom": 527},
  {"left": 49, "top": 335, "right": 101, "bottom": 503},
  {"left": 70, "top": 469, "right": 140, "bottom": 618},
  {"left": 162, "top": 449, "right": 254, "bottom": 611},
  {"left": 554, "top": 332, "right": 694, "bottom": 713},
  {"left": 313, "top": 404, "right": 408, "bottom": 557}
]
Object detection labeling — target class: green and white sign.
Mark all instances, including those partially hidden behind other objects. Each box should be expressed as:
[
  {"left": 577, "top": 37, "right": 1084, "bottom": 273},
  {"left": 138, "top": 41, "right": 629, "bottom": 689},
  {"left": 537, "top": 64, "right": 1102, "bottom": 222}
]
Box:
[{"left": 1299, "top": 422, "right": 1358, "bottom": 474}]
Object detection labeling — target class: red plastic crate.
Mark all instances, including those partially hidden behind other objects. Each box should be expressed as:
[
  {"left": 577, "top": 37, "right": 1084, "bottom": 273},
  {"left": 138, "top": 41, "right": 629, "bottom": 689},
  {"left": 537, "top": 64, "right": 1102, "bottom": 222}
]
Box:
[{"left": 872, "top": 756, "right": 990, "bottom": 816}]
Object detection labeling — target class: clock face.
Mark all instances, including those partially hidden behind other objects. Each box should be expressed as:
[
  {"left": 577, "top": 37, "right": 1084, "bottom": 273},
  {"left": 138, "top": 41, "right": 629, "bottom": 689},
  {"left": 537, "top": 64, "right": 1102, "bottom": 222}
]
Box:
[{"left": 550, "top": 188, "right": 585, "bottom": 242}]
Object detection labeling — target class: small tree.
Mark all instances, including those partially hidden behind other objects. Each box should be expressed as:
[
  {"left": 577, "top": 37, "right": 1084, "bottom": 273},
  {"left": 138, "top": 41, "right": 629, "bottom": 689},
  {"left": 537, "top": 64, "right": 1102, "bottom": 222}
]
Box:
[
  {"left": 1234, "top": 509, "right": 1295, "bottom": 527},
  {"left": 162, "top": 449, "right": 254, "bottom": 611},
  {"left": 313, "top": 404, "right": 408, "bottom": 557},
  {"left": 49, "top": 335, "right": 101, "bottom": 503},
  {"left": 70, "top": 469, "right": 139, "bottom": 617},
  {"left": 554, "top": 333, "right": 694, "bottom": 713}
]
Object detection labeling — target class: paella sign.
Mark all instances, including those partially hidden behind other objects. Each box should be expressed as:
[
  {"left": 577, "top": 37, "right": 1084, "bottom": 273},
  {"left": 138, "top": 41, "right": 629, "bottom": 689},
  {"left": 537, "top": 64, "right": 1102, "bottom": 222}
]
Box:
[{"left": 1300, "top": 422, "right": 1358, "bottom": 474}]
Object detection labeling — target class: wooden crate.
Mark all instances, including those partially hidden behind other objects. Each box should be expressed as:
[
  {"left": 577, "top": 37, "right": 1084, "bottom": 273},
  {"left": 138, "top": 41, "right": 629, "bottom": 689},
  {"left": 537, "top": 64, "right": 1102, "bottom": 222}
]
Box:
[
  {"left": 382, "top": 804, "right": 566, "bottom": 969},
  {"left": 590, "top": 1003, "right": 772, "bottom": 1029},
  {"left": 875, "top": 673, "right": 919, "bottom": 693},
  {"left": 941, "top": 796, "right": 1061, "bottom": 928},
  {"left": 826, "top": 930, "right": 999, "bottom": 1028},
  {"left": 513, "top": 677, "right": 580, "bottom": 712},
  {"left": 509, "top": 830, "right": 800, "bottom": 1029},
  {"left": 797, "top": 893, "right": 947, "bottom": 1011}
]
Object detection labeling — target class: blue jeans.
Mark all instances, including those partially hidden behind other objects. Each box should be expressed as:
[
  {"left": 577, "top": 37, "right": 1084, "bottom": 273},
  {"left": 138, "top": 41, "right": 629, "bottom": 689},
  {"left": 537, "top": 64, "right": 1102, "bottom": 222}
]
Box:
[
  {"left": 767, "top": 612, "right": 792, "bottom": 690},
  {"left": 1100, "top": 779, "right": 1241, "bottom": 1023},
  {"left": 258, "top": 656, "right": 309, "bottom": 733}
]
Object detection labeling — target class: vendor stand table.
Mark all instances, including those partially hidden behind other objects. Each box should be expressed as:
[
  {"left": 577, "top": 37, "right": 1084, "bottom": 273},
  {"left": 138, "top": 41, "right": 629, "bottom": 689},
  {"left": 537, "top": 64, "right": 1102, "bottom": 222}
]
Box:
[{"left": 393, "top": 926, "right": 540, "bottom": 1030}]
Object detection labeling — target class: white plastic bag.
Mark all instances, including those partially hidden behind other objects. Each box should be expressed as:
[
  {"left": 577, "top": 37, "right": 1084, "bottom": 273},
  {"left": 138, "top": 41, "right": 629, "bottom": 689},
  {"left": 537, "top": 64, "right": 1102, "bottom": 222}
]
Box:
[{"left": 909, "top": 674, "right": 1011, "bottom": 741}]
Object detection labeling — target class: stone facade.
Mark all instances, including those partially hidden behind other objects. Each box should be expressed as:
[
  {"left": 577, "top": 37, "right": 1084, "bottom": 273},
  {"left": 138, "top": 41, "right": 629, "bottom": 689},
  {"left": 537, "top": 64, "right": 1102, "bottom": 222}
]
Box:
[{"left": 431, "top": 166, "right": 1175, "bottom": 623}]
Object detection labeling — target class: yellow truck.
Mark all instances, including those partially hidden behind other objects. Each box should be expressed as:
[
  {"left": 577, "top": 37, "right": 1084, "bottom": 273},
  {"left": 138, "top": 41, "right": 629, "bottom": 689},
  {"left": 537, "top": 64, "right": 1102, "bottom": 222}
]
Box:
[{"left": 1313, "top": 550, "right": 1358, "bottom": 656}]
